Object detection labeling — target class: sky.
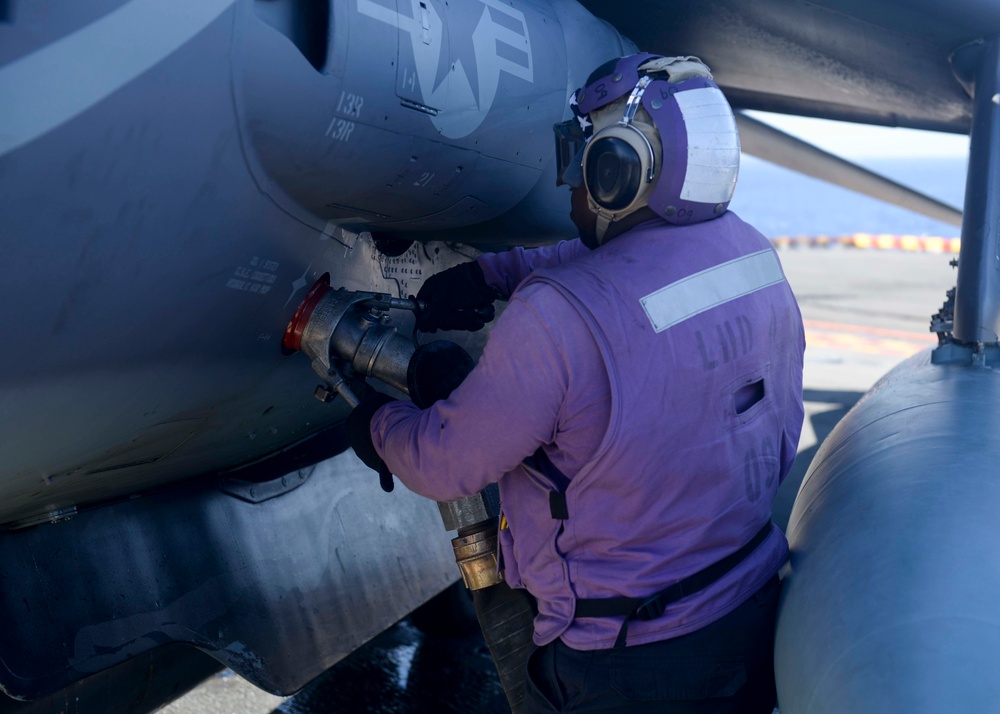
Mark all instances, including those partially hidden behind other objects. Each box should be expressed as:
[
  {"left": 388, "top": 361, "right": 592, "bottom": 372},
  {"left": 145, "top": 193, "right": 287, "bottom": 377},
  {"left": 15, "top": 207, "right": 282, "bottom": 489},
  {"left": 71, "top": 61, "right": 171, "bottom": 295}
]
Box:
[{"left": 744, "top": 111, "right": 970, "bottom": 160}]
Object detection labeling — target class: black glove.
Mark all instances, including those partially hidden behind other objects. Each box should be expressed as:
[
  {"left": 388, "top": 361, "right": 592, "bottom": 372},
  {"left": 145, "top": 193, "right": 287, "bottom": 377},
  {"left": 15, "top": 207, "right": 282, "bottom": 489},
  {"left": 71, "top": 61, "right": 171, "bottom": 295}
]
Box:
[
  {"left": 415, "top": 261, "right": 498, "bottom": 333},
  {"left": 347, "top": 391, "right": 396, "bottom": 491},
  {"left": 407, "top": 340, "right": 476, "bottom": 408}
]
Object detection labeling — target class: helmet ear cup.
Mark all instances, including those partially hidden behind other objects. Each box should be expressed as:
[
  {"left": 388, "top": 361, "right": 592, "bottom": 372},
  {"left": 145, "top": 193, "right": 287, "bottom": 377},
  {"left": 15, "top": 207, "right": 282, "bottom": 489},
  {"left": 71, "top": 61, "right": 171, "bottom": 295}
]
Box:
[{"left": 584, "top": 136, "right": 642, "bottom": 211}]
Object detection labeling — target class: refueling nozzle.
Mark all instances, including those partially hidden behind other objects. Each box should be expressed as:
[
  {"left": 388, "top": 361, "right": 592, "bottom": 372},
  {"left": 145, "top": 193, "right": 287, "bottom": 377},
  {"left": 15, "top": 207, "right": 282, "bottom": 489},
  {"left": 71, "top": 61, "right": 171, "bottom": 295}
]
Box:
[{"left": 282, "top": 275, "right": 428, "bottom": 408}]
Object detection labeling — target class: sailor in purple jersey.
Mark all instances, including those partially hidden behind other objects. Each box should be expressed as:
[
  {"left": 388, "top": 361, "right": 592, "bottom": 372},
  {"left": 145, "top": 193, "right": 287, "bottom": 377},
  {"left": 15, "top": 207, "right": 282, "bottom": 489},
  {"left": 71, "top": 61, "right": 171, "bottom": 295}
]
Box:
[{"left": 350, "top": 54, "right": 804, "bottom": 713}]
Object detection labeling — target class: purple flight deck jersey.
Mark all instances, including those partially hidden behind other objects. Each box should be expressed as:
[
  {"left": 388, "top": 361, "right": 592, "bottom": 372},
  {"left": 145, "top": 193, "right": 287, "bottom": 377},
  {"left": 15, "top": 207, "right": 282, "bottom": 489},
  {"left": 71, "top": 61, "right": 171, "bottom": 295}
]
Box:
[{"left": 372, "top": 211, "right": 805, "bottom": 650}]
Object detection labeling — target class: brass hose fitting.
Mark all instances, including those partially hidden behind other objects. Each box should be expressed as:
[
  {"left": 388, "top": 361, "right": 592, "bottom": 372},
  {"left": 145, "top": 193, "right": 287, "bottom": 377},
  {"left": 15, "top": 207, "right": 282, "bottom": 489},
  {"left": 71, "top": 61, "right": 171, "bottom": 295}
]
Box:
[{"left": 451, "top": 522, "right": 503, "bottom": 590}]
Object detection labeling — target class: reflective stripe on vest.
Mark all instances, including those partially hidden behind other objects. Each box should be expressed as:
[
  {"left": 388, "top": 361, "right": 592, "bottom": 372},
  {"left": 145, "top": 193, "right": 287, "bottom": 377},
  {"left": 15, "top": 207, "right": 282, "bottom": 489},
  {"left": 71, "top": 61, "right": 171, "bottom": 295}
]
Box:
[{"left": 640, "top": 249, "right": 785, "bottom": 333}]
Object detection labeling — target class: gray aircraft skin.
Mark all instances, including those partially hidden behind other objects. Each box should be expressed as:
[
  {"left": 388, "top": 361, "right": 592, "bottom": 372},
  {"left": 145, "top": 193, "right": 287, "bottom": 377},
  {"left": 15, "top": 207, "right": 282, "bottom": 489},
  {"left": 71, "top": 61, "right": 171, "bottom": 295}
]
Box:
[{"left": 2, "top": 0, "right": 1000, "bottom": 710}]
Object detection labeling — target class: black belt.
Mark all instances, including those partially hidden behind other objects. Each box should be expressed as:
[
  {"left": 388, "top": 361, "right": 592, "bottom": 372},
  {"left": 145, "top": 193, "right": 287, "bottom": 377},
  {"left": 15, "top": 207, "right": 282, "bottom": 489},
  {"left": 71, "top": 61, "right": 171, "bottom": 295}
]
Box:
[{"left": 574, "top": 523, "right": 773, "bottom": 650}]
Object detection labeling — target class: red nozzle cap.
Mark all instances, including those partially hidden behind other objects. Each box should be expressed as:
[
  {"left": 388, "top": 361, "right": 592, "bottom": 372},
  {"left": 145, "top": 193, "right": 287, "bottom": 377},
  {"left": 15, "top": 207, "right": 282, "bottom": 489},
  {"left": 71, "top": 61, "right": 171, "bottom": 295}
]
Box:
[{"left": 282, "top": 274, "right": 331, "bottom": 353}]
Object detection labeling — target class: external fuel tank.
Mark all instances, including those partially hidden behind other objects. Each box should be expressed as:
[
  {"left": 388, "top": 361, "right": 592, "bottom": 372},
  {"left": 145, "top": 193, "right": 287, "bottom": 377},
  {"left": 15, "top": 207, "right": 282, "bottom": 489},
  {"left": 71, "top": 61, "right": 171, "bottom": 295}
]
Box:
[{"left": 776, "top": 343, "right": 1000, "bottom": 711}]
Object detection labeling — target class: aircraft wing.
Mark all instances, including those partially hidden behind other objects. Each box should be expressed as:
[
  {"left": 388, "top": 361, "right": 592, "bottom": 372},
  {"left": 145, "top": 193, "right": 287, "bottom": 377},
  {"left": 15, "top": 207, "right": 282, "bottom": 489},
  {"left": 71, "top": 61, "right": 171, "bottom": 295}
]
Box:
[{"left": 581, "top": 0, "right": 1000, "bottom": 134}]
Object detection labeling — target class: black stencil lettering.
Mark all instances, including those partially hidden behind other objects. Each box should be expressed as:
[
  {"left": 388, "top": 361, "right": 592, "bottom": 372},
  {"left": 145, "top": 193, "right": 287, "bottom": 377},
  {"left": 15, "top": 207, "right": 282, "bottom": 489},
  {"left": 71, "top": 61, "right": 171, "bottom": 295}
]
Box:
[
  {"left": 760, "top": 436, "right": 777, "bottom": 493},
  {"left": 715, "top": 324, "right": 730, "bottom": 363},
  {"left": 737, "top": 314, "right": 753, "bottom": 354},
  {"left": 695, "top": 330, "right": 718, "bottom": 370},
  {"left": 724, "top": 320, "right": 739, "bottom": 361}
]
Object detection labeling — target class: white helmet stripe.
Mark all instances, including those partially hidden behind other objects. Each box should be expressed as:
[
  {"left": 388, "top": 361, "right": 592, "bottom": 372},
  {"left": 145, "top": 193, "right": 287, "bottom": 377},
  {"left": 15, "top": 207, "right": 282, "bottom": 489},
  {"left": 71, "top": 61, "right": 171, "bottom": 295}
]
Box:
[{"left": 674, "top": 87, "right": 740, "bottom": 204}]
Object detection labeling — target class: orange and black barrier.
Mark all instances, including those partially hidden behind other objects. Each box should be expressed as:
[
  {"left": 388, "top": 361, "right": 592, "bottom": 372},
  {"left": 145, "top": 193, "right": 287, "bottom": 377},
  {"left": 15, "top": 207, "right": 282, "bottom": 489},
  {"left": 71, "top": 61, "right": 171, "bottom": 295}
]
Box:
[{"left": 770, "top": 233, "right": 961, "bottom": 253}]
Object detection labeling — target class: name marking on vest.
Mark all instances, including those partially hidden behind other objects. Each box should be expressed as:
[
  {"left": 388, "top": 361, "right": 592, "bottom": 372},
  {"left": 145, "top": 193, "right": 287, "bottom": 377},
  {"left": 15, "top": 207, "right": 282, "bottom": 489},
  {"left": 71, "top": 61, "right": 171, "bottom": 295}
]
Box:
[
  {"left": 640, "top": 250, "right": 785, "bottom": 333},
  {"left": 695, "top": 314, "right": 753, "bottom": 370}
]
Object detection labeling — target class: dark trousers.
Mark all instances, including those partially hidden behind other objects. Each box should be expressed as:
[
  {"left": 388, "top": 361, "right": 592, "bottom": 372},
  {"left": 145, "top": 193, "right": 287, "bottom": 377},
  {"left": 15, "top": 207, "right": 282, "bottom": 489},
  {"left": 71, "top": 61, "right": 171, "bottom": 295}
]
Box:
[{"left": 523, "top": 576, "right": 781, "bottom": 713}]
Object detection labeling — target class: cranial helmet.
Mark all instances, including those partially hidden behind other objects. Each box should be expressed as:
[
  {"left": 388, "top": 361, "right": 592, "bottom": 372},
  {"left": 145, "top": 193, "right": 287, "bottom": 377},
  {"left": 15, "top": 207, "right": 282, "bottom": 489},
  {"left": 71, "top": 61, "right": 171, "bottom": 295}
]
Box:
[{"left": 554, "top": 54, "right": 741, "bottom": 243}]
